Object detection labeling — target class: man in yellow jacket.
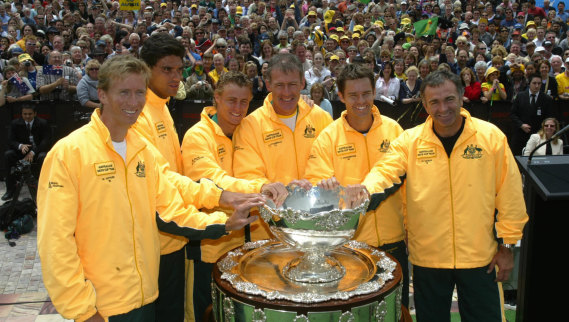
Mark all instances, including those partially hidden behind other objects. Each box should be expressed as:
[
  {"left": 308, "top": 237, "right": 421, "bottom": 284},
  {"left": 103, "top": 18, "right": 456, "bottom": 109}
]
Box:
[
  {"left": 233, "top": 53, "right": 333, "bottom": 243},
  {"left": 134, "top": 33, "right": 259, "bottom": 322},
  {"left": 357, "top": 70, "right": 528, "bottom": 321},
  {"left": 37, "top": 56, "right": 264, "bottom": 322},
  {"left": 304, "top": 63, "right": 409, "bottom": 307},
  {"left": 181, "top": 71, "right": 288, "bottom": 322}
]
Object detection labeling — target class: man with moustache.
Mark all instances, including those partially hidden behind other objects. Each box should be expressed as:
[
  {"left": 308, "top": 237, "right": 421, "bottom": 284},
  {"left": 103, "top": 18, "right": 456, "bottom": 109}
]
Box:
[{"left": 233, "top": 53, "right": 333, "bottom": 245}]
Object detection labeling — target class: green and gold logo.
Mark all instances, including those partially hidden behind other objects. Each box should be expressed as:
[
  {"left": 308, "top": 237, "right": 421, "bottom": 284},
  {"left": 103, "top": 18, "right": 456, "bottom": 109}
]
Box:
[
  {"left": 303, "top": 124, "right": 316, "bottom": 138},
  {"left": 135, "top": 161, "right": 146, "bottom": 177},
  {"left": 379, "top": 140, "right": 390, "bottom": 152},
  {"left": 462, "top": 144, "right": 483, "bottom": 159}
]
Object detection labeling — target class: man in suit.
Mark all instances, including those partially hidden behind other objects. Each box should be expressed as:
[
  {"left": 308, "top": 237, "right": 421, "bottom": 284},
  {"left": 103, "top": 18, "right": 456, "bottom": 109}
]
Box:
[
  {"left": 511, "top": 74, "right": 553, "bottom": 155},
  {"left": 2, "top": 105, "right": 51, "bottom": 201}
]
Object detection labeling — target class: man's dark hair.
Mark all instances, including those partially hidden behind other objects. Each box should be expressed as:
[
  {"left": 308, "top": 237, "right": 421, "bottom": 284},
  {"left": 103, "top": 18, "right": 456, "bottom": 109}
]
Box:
[
  {"left": 21, "top": 104, "right": 36, "bottom": 113},
  {"left": 140, "top": 33, "right": 184, "bottom": 67},
  {"left": 420, "top": 69, "right": 465, "bottom": 98},
  {"left": 238, "top": 36, "right": 252, "bottom": 48},
  {"left": 266, "top": 53, "right": 303, "bottom": 83},
  {"left": 336, "top": 63, "right": 375, "bottom": 95},
  {"left": 528, "top": 73, "right": 542, "bottom": 83}
]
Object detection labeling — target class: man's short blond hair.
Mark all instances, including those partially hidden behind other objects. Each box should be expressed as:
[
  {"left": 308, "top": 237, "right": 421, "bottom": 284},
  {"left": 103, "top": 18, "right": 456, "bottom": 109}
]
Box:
[{"left": 98, "top": 56, "right": 151, "bottom": 92}]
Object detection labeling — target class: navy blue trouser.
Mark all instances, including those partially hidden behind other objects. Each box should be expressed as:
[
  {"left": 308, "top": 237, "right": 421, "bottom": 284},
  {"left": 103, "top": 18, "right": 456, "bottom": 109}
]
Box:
[
  {"left": 380, "top": 240, "right": 410, "bottom": 307},
  {"left": 109, "top": 302, "right": 155, "bottom": 322},
  {"left": 155, "top": 247, "right": 185, "bottom": 322},
  {"left": 413, "top": 265, "right": 502, "bottom": 322}
]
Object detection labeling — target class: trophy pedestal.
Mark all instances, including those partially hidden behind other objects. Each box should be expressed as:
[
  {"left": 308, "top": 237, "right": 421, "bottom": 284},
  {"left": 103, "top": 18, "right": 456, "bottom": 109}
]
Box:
[{"left": 213, "top": 240, "right": 403, "bottom": 322}]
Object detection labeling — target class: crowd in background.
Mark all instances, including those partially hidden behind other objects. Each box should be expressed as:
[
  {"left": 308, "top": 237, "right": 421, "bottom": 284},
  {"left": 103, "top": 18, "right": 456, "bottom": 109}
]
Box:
[
  {"left": 0, "top": 0, "right": 569, "bottom": 105},
  {"left": 0, "top": 0, "right": 567, "bottom": 154}
]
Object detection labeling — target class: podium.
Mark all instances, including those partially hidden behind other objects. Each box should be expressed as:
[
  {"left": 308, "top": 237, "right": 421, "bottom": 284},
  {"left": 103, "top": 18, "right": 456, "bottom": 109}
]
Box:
[{"left": 515, "top": 155, "right": 569, "bottom": 322}]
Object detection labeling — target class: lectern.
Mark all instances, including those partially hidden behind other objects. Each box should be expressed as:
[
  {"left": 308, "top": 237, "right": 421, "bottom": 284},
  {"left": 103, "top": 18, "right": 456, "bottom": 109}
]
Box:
[{"left": 515, "top": 155, "right": 569, "bottom": 322}]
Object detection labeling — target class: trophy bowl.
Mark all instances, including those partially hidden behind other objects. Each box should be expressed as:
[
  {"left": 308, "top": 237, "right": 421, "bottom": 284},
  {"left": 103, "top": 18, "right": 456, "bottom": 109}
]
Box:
[{"left": 260, "top": 186, "right": 369, "bottom": 284}]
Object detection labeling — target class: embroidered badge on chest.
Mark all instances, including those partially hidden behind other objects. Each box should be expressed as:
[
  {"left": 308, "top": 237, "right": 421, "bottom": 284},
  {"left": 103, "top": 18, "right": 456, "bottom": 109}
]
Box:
[{"left": 462, "top": 144, "right": 483, "bottom": 159}]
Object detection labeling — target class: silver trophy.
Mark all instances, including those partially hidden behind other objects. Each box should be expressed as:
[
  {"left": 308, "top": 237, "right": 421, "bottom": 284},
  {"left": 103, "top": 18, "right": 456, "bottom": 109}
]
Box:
[{"left": 260, "top": 185, "right": 370, "bottom": 283}]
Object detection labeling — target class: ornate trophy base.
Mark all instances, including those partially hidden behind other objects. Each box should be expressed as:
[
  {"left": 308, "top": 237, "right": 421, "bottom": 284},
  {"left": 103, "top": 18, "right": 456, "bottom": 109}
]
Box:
[
  {"left": 214, "top": 240, "right": 403, "bottom": 322},
  {"left": 283, "top": 251, "right": 346, "bottom": 283}
]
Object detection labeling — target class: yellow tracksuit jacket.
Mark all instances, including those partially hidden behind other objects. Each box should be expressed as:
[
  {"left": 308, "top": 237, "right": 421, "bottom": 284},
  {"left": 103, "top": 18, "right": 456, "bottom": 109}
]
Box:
[
  {"left": 132, "top": 89, "right": 222, "bottom": 255},
  {"left": 37, "top": 110, "right": 228, "bottom": 321},
  {"left": 305, "top": 107, "right": 405, "bottom": 247},
  {"left": 181, "top": 107, "right": 266, "bottom": 262},
  {"left": 362, "top": 109, "right": 528, "bottom": 268},
  {"left": 233, "top": 93, "right": 333, "bottom": 241}
]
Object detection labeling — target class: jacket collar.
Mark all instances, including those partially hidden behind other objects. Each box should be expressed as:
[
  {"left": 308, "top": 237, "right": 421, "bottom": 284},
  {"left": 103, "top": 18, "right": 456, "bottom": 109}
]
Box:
[
  {"left": 145, "top": 88, "right": 169, "bottom": 109},
  {"left": 340, "top": 105, "right": 384, "bottom": 133},
  {"left": 201, "top": 106, "right": 229, "bottom": 138},
  {"left": 90, "top": 109, "right": 147, "bottom": 162},
  {"left": 262, "top": 93, "right": 313, "bottom": 125},
  {"left": 420, "top": 108, "right": 476, "bottom": 147}
]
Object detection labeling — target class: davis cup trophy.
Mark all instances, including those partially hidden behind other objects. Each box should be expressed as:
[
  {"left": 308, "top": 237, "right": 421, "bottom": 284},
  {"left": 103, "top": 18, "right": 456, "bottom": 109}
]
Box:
[{"left": 212, "top": 186, "right": 404, "bottom": 322}]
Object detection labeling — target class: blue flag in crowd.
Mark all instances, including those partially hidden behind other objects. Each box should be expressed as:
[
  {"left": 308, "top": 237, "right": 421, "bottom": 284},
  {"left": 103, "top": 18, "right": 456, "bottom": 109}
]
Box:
[
  {"left": 42, "top": 65, "right": 63, "bottom": 76},
  {"left": 8, "top": 74, "right": 31, "bottom": 95}
]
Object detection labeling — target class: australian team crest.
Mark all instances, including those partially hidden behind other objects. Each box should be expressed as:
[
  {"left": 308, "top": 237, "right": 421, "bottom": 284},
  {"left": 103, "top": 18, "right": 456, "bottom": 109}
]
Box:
[
  {"left": 304, "top": 124, "right": 316, "bottom": 138},
  {"left": 379, "top": 140, "right": 390, "bottom": 152},
  {"left": 462, "top": 144, "right": 483, "bottom": 159},
  {"left": 135, "top": 161, "right": 146, "bottom": 177}
]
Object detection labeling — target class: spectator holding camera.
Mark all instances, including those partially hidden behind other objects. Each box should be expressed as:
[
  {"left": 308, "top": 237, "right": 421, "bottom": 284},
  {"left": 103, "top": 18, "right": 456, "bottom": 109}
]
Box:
[
  {"left": 186, "top": 60, "right": 214, "bottom": 100},
  {"left": 17, "top": 53, "right": 40, "bottom": 91}
]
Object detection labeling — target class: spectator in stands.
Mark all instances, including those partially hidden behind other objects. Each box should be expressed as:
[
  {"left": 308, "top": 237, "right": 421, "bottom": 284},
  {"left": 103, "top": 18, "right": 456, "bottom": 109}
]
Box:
[
  {"left": 461, "top": 67, "right": 481, "bottom": 103},
  {"left": 399, "top": 66, "right": 421, "bottom": 105},
  {"left": 2, "top": 65, "right": 34, "bottom": 102},
  {"left": 556, "top": 57, "right": 569, "bottom": 99},
  {"left": 508, "top": 63, "right": 528, "bottom": 101},
  {"left": 474, "top": 61, "right": 487, "bottom": 84},
  {"left": 310, "top": 82, "right": 333, "bottom": 117},
  {"left": 186, "top": 59, "right": 214, "bottom": 100},
  {"left": 252, "top": 61, "right": 269, "bottom": 100},
  {"left": 481, "top": 67, "right": 507, "bottom": 103},
  {"left": 538, "top": 60, "right": 558, "bottom": 99},
  {"left": 37, "top": 50, "right": 80, "bottom": 100},
  {"left": 208, "top": 53, "right": 227, "bottom": 86},
  {"left": 76, "top": 59, "right": 100, "bottom": 108},
  {"left": 523, "top": 117, "right": 564, "bottom": 156},
  {"left": 22, "top": 35, "right": 44, "bottom": 65},
  {"left": 305, "top": 52, "right": 330, "bottom": 92},
  {"left": 375, "top": 61, "right": 399, "bottom": 103},
  {"left": 18, "top": 53, "right": 40, "bottom": 91}
]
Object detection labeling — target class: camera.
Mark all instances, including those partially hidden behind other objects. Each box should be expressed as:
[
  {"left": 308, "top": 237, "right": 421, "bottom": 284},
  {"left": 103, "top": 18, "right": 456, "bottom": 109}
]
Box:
[
  {"left": 24, "top": 61, "right": 31, "bottom": 67},
  {"left": 11, "top": 160, "right": 32, "bottom": 177},
  {"left": 65, "top": 60, "right": 73, "bottom": 67}
]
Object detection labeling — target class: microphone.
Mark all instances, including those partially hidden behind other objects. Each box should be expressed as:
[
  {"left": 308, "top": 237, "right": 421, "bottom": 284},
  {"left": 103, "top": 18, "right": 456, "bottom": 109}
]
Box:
[
  {"left": 527, "top": 123, "right": 569, "bottom": 164},
  {"left": 552, "top": 123, "right": 569, "bottom": 140}
]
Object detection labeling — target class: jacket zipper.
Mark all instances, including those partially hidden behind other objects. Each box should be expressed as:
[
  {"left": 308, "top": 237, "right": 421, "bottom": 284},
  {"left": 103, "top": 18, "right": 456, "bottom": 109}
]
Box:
[
  {"left": 119, "top": 146, "right": 146, "bottom": 306},
  {"left": 447, "top": 155, "right": 457, "bottom": 268},
  {"left": 363, "top": 134, "right": 380, "bottom": 246}
]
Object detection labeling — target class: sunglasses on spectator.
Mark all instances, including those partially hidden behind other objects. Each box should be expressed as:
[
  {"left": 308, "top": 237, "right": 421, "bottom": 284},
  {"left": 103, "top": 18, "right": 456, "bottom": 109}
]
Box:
[{"left": 89, "top": 68, "right": 99, "bottom": 71}]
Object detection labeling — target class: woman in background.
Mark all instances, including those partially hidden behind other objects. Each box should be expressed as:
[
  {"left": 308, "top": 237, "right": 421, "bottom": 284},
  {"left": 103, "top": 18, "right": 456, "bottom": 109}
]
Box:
[
  {"left": 523, "top": 118, "right": 564, "bottom": 156},
  {"left": 310, "top": 82, "right": 333, "bottom": 118},
  {"left": 461, "top": 67, "right": 481, "bottom": 103}
]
